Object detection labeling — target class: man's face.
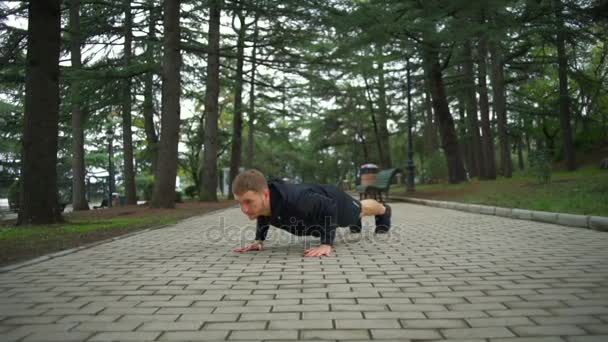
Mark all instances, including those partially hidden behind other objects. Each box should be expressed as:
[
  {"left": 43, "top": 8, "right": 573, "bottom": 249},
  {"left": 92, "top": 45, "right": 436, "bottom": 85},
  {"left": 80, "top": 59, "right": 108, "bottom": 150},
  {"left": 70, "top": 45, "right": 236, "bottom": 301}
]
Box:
[{"left": 234, "top": 189, "right": 268, "bottom": 220}]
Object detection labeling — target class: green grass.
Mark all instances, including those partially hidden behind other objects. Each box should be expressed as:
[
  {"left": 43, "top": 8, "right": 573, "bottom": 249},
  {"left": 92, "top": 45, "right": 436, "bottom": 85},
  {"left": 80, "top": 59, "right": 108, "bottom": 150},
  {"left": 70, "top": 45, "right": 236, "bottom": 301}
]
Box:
[
  {"left": 393, "top": 166, "right": 608, "bottom": 216},
  {"left": 0, "top": 215, "right": 181, "bottom": 242}
]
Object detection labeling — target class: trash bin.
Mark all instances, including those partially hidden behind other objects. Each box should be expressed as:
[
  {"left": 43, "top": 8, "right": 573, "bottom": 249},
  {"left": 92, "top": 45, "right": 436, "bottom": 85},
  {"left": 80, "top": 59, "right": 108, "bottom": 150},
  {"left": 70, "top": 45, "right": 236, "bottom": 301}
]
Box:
[{"left": 360, "top": 163, "right": 379, "bottom": 185}]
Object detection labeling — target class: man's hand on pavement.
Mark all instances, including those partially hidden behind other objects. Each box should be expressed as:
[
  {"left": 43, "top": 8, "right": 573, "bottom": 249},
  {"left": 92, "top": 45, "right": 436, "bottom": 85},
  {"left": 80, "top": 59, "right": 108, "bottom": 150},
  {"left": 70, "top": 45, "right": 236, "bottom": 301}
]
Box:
[
  {"left": 303, "top": 244, "right": 333, "bottom": 257},
  {"left": 232, "top": 241, "right": 263, "bottom": 253}
]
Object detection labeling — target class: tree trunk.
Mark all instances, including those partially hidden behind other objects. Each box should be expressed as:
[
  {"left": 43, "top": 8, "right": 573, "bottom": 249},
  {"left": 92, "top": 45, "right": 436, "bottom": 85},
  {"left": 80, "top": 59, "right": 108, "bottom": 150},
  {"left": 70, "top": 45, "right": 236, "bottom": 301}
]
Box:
[
  {"left": 463, "top": 39, "right": 483, "bottom": 178},
  {"left": 554, "top": 0, "right": 576, "bottom": 170},
  {"left": 363, "top": 75, "right": 383, "bottom": 165},
  {"left": 199, "top": 0, "right": 222, "bottom": 201},
  {"left": 143, "top": 0, "right": 158, "bottom": 174},
  {"left": 228, "top": 11, "right": 246, "bottom": 199},
  {"left": 423, "top": 81, "right": 439, "bottom": 154},
  {"left": 246, "top": 16, "right": 258, "bottom": 169},
  {"left": 489, "top": 39, "right": 513, "bottom": 177},
  {"left": 422, "top": 42, "right": 467, "bottom": 184},
  {"left": 517, "top": 137, "right": 525, "bottom": 171},
  {"left": 18, "top": 0, "right": 62, "bottom": 224},
  {"left": 375, "top": 45, "right": 392, "bottom": 168},
  {"left": 457, "top": 93, "right": 470, "bottom": 174},
  {"left": 477, "top": 33, "right": 497, "bottom": 179},
  {"left": 150, "top": 0, "right": 181, "bottom": 208},
  {"left": 122, "top": 0, "right": 136, "bottom": 204},
  {"left": 69, "top": 0, "right": 89, "bottom": 211}
]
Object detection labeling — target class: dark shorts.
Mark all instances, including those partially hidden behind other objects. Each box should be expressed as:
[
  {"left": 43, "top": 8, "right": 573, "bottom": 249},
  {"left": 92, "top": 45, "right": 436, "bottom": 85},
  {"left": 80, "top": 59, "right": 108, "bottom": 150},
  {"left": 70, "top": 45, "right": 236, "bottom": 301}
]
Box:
[{"left": 340, "top": 198, "right": 362, "bottom": 228}]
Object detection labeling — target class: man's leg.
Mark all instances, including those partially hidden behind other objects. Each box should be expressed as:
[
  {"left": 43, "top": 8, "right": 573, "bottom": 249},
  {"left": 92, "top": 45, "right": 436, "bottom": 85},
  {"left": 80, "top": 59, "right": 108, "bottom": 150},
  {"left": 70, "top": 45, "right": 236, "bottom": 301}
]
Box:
[{"left": 360, "top": 199, "right": 391, "bottom": 233}]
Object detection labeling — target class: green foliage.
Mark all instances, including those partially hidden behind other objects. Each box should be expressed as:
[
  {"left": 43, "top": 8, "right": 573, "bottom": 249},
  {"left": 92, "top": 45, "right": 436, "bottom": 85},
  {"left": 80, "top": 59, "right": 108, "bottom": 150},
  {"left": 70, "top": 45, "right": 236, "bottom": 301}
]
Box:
[
  {"left": 184, "top": 185, "right": 198, "bottom": 199},
  {"left": 528, "top": 148, "right": 552, "bottom": 184},
  {"left": 8, "top": 179, "right": 19, "bottom": 211},
  {"left": 420, "top": 151, "right": 448, "bottom": 184}
]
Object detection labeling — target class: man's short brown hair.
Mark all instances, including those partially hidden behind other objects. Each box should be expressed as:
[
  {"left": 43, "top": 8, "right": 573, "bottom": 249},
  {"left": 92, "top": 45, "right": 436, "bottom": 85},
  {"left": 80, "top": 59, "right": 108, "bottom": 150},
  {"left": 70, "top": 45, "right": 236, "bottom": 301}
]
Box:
[{"left": 232, "top": 169, "right": 268, "bottom": 195}]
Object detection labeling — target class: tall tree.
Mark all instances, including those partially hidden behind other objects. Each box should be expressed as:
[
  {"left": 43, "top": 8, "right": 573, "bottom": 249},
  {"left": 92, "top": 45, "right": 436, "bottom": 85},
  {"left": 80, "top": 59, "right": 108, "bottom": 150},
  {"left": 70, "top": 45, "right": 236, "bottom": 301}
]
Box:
[
  {"left": 150, "top": 0, "right": 181, "bottom": 208},
  {"left": 422, "top": 39, "right": 467, "bottom": 184},
  {"left": 228, "top": 9, "right": 247, "bottom": 199},
  {"left": 423, "top": 81, "right": 439, "bottom": 155},
  {"left": 122, "top": 0, "right": 136, "bottom": 204},
  {"left": 477, "top": 26, "right": 497, "bottom": 179},
  {"left": 375, "top": 45, "right": 392, "bottom": 168},
  {"left": 462, "top": 39, "right": 484, "bottom": 178},
  {"left": 553, "top": 0, "right": 576, "bottom": 170},
  {"left": 69, "top": 0, "right": 89, "bottom": 211},
  {"left": 246, "top": 15, "right": 259, "bottom": 169},
  {"left": 18, "top": 0, "right": 62, "bottom": 224},
  {"left": 199, "top": 0, "right": 222, "bottom": 201},
  {"left": 143, "top": 0, "right": 159, "bottom": 174},
  {"left": 489, "top": 38, "right": 512, "bottom": 177}
]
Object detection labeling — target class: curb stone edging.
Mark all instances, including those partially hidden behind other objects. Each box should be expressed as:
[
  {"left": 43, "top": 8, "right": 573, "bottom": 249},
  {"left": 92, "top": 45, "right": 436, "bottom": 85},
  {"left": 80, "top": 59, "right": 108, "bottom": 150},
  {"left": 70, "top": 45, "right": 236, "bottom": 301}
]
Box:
[
  {"left": 0, "top": 205, "right": 238, "bottom": 273},
  {"left": 391, "top": 196, "right": 607, "bottom": 232}
]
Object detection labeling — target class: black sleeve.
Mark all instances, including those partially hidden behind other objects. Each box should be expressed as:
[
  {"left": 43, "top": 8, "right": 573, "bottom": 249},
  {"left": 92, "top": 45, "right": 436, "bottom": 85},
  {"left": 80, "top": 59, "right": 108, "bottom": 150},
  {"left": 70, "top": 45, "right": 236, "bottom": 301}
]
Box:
[
  {"left": 295, "top": 191, "right": 338, "bottom": 245},
  {"left": 255, "top": 216, "right": 270, "bottom": 241}
]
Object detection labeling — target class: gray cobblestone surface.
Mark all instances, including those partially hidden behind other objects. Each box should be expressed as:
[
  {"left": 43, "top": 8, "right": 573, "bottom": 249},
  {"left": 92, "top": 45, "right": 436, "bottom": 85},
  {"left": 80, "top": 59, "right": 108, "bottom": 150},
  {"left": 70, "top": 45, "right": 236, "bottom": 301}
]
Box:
[{"left": 1, "top": 203, "right": 607, "bottom": 341}]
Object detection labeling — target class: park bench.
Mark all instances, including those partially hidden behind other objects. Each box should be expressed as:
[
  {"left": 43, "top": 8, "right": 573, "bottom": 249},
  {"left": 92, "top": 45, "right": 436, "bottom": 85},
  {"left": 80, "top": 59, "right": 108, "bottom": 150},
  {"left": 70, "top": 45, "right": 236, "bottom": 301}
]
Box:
[{"left": 356, "top": 167, "right": 400, "bottom": 202}]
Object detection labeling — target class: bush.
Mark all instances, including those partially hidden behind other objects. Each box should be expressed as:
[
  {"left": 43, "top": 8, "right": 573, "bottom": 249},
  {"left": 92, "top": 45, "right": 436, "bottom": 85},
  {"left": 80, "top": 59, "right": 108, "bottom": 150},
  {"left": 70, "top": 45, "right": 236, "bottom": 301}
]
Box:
[
  {"left": 184, "top": 185, "right": 198, "bottom": 199},
  {"left": 8, "top": 179, "right": 19, "bottom": 212},
  {"left": 528, "top": 148, "right": 552, "bottom": 184},
  {"left": 175, "top": 190, "right": 183, "bottom": 203},
  {"left": 143, "top": 181, "right": 155, "bottom": 201},
  {"left": 421, "top": 152, "right": 448, "bottom": 184}
]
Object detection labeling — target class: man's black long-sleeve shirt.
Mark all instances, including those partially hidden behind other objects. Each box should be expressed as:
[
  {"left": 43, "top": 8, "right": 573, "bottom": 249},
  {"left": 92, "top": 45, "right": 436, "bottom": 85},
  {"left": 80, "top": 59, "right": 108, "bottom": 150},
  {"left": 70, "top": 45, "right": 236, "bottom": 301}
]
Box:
[{"left": 255, "top": 181, "right": 356, "bottom": 245}]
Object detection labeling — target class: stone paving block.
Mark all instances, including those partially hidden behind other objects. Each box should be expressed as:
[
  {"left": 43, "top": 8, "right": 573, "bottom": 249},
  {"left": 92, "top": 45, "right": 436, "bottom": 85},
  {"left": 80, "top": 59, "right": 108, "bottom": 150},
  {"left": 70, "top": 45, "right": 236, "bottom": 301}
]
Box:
[
  {"left": 1, "top": 316, "right": 60, "bottom": 324},
  {"left": 442, "top": 327, "right": 516, "bottom": 339},
  {"left": 272, "top": 304, "right": 329, "bottom": 312},
  {"left": 400, "top": 318, "right": 468, "bottom": 328},
  {"left": 581, "top": 324, "right": 608, "bottom": 334},
  {"left": 269, "top": 319, "right": 332, "bottom": 329},
  {"left": 302, "top": 311, "right": 363, "bottom": 320},
  {"left": 466, "top": 317, "right": 536, "bottom": 327},
  {"left": 203, "top": 322, "right": 267, "bottom": 330},
  {"left": 370, "top": 328, "right": 442, "bottom": 340},
  {"left": 239, "top": 312, "right": 299, "bottom": 321},
  {"left": 158, "top": 330, "right": 231, "bottom": 341},
  {"left": 566, "top": 336, "right": 608, "bottom": 342},
  {"left": 302, "top": 329, "right": 369, "bottom": 340},
  {"left": 21, "top": 332, "right": 93, "bottom": 342},
  {"left": 334, "top": 319, "right": 400, "bottom": 329},
  {"left": 72, "top": 321, "right": 141, "bottom": 332},
  {"left": 488, "top": 309, "right": 553, "bottom": 317},
  {"left": 489, "top": 338, "right": 566, "bottom": 342},
  {"left": 137, "top": 321, "right": 202, "bottom": 331},
  {"left": 118, "top": 314, "right": 180, "bottom": 322},
  {"left": 511, "top": 325, "right": 587, "bottom": 336},
  {"left": 229, "top": 329, "right": 298, "bottom": 340},
  {"left": 426, "top": 310, "right": 490, "bottom": 319},
  {"left": 88, "top": 331, "right": 162, "bottom": 341}
]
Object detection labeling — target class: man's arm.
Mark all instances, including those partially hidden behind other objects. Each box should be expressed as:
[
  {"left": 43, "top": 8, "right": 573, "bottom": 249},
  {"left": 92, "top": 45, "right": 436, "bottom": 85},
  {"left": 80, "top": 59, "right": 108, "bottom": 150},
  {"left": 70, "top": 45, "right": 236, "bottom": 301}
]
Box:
[{"left": 255, "top": 216, "right": 270, "bottom": 241}]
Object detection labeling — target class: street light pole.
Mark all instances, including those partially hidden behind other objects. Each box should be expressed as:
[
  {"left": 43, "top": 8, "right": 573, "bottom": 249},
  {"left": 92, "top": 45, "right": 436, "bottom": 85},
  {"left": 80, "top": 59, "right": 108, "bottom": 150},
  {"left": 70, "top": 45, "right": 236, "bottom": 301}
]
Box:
[{"left": 406, "top": 58, "right": 415, "bottom": 192}]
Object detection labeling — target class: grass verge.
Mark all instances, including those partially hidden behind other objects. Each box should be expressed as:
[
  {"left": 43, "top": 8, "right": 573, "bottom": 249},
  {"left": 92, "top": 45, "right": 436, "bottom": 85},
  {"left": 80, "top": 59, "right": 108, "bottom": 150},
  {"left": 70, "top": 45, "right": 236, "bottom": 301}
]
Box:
[{"left": 392, "top": 165, "right": 608, "bottom": 217}]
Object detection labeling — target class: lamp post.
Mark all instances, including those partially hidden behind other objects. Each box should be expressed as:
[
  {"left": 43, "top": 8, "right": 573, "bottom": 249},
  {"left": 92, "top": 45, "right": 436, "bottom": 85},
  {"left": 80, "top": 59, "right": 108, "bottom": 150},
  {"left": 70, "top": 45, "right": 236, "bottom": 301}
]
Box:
[
  {"left": 406, "top": 58, "right": 415, "bottom": 192},
  {"left": 106, "top": 125, "right": 115, "bottom": 207}
]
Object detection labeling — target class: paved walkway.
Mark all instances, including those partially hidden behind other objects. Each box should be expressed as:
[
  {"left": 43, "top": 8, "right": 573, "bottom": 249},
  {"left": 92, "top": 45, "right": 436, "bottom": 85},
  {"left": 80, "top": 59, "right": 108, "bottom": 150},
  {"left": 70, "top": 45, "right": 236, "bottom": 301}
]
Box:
[{"left": 1, "top": 203, "right": 607, "bottom": 342}]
